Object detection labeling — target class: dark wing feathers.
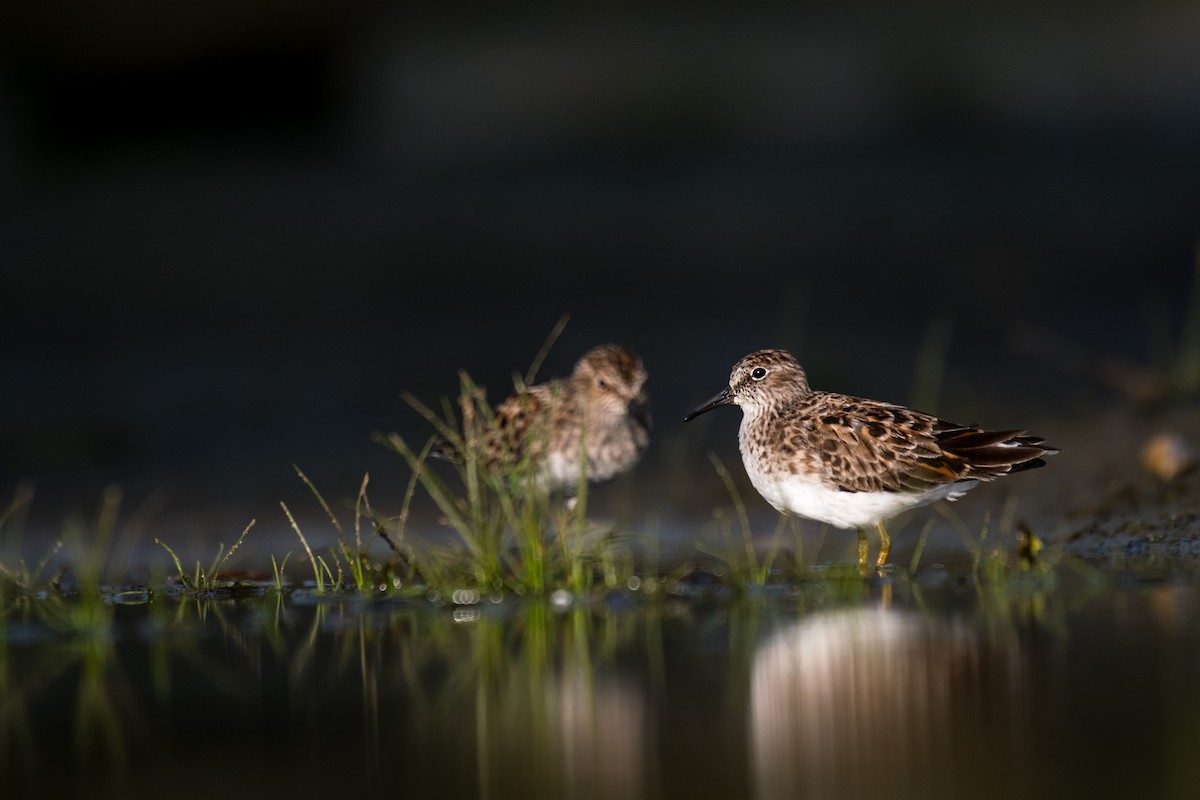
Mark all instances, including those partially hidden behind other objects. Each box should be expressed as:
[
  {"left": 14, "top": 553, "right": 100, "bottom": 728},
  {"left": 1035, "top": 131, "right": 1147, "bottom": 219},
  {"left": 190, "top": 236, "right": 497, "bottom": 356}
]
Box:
[
  {"left": 803, "top": 394, "right": 1057, "bottom": 493},
  {"left": 1007, "top": 457, "right": 1048, "bottom": 474},
  {"left": 936, "top": 427, "right": 1056, "bottom": 477},
  {"left": 932, "top": 427, "right": 1024, "bottom": 449}
]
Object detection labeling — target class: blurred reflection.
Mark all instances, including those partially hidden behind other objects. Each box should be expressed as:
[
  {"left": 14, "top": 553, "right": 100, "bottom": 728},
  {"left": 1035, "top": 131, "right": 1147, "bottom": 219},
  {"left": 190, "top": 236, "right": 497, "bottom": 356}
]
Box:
[
  {"left": 422, "top": 608, "right": 650, "bottom": 800},
  {"left": 480, "top": 658, "right": 647, "bottom": 800},
  {"left": 7, "top": 580, "right": 1200, "bottom": 798},
  {"left": 0, "top": 600, "right": 138, "bottom": 796},
  {"left": 750, "top": 608, "right": 1024, "bottom": 800},
  {"left": 2, "top": 592, "right": 653, "bottom": 798},
  {"left": 554, "top": 668, "right": 646, "bottom": 800}
]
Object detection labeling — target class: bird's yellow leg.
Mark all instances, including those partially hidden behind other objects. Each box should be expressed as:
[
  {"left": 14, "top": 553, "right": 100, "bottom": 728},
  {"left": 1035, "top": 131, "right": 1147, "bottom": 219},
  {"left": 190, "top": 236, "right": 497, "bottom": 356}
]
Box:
[
  {"left": 875, "top": 521, "right": 892, "bottom": 568},
  {"left": 856, "top": 528, "right": 869, "bottom": 573}
]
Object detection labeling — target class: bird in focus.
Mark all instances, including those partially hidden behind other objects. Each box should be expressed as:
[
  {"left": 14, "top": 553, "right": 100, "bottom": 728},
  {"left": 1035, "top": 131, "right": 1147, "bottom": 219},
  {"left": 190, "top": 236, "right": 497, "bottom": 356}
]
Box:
[{"left": 684, "top": 349, "right": 1057, "bottom": 570}]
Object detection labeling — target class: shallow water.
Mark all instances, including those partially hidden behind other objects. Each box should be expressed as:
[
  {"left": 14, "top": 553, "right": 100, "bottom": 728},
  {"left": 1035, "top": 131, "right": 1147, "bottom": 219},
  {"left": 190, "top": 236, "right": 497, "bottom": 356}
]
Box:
[{"left": 4, "top": 561, "right": 1200, "bottom": 800}]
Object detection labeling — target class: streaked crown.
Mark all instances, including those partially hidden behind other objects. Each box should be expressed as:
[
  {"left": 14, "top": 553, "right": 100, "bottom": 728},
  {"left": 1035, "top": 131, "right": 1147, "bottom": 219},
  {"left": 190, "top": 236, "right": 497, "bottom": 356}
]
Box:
[
  {"left": 728, "top": 349, "right": 811, "bottom": 410},
  {"left": 572, "top": 343, "right": 649, "bottom": 416}
]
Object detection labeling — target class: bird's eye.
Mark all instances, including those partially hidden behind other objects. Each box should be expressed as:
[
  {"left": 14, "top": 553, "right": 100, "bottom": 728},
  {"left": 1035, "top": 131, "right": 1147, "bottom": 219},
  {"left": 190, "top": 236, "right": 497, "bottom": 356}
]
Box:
[{"left": 750, "top": 367, "right": 768, "bottom": 381}]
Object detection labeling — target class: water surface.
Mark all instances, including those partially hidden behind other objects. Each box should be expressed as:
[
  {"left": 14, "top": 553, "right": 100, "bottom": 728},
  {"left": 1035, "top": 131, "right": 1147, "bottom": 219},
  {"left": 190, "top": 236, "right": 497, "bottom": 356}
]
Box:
[{"left": 4, "top": 561, "right": 1200, "bottom": 800}]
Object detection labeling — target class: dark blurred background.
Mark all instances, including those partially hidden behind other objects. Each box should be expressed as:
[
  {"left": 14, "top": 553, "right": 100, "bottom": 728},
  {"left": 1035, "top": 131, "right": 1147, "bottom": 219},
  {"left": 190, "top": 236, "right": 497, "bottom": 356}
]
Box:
[{"left": 2, "top": 3, "right": 1199, "bottom": 548}]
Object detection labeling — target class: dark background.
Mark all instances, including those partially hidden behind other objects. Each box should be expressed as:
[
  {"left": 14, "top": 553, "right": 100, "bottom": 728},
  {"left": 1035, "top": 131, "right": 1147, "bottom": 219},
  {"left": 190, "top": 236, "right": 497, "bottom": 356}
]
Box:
[{"left": 2, "top": 3, "right": 1199, "bottom": 549}]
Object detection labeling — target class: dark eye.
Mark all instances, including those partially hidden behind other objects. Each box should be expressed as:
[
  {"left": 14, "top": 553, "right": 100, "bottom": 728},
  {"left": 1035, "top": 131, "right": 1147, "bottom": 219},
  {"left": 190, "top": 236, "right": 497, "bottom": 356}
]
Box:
[
  {"left": 750, "top": 367, "right": 768, "bottom": 381},
  {"left": 597, "top": 379, "right": 610, "bottom": 390}
]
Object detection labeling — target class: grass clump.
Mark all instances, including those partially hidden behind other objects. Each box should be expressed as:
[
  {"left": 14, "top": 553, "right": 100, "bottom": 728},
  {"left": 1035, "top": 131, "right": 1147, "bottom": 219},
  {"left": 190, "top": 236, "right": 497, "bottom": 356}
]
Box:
[
  {"left": 3, "top": 486, "right": 152, "bottom": 637},
  {"left": 375, "top": 320, "right": 632, "bottom": 598},
  {"left": 378, "top": 374, "right": 618, "bottom": 598},
  {"left": 288, "top": 466, "right": 381, "bottom": 593},
  {"left": 156, "top": 520, "right": 256, "bottom": 597},
  {"left": 271, "top": 468, "right": 409, "bottom": 596},
  {"left": 0, "top": 484, "right": 62, "bottom": 597}
]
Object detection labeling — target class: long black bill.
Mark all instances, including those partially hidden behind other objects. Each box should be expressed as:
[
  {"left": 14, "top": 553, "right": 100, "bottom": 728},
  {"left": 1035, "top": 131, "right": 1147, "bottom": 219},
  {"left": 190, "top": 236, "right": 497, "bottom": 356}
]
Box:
[{"left": 683, "top": 387, "right": 734, "bottom": 422}]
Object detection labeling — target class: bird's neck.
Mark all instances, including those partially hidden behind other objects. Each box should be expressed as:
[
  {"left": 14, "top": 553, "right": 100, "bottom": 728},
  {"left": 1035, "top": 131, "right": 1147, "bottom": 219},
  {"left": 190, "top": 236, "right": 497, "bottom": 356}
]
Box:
[{"left": 738, "top": 402, "right": 779, "bottom": 443}]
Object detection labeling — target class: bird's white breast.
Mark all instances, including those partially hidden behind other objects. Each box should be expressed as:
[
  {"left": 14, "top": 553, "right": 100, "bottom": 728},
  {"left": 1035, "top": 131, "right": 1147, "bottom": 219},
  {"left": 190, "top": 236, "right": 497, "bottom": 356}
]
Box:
[
  {"left": 739, "top": 419, "right": 975, "bottom": 529},
  {"left": 543, "top": 452, "right": 582, "bottom": 492}
]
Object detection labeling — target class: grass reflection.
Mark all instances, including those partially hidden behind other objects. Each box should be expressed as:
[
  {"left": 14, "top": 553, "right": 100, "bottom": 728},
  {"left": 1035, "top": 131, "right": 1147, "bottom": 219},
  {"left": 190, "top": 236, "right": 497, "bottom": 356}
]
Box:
[
  {"left": 1, "top": 620, "right": 138, "bottom": 796},
  {"left": 373, "top": 602, "right": 653, "bottom": 800},
  {"left": 4, "top": 548, "right": 1198, "bottom": 800}
]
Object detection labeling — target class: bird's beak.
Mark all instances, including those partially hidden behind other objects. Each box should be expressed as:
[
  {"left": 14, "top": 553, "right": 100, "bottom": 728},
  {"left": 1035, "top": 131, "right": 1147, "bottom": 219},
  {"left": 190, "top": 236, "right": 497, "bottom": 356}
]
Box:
[
  {"left": 628, "top": 396, "right": 652, "bottom": 431},
  {"left": 684, "top": 387, "right": 733, "bottom": 422}
]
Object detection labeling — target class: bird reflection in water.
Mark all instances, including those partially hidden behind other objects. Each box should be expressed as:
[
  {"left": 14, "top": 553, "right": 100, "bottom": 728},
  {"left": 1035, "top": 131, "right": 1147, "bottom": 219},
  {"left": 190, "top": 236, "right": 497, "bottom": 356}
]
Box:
[{"left": 750, "top": 608, "right": 1025, "bottom": 800}]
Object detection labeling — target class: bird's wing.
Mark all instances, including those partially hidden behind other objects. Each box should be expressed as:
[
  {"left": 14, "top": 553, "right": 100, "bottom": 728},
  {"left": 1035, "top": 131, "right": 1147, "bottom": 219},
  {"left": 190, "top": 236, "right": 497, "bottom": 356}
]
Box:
[
  {"left": 479, "top": 382, "right": 560, "bottom": 466},
  {"left": 798, "top": 395, "right": 1049, "bottom": 494}
]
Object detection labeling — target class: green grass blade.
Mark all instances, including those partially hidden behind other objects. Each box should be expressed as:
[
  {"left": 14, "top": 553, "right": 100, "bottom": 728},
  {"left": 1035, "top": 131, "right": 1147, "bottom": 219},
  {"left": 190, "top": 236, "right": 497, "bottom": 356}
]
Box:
[
  {"left": 523, "top": 312, "right": 570, "bottom": 387},
  {"left": 294, "top": 465, "right": 345, "bottom": 539},
  {"left": 281, "top": 501, "right": 323, "bottom": 592},
  {"left": 155, "top": 538, "right": 192, "bottom": 592}
]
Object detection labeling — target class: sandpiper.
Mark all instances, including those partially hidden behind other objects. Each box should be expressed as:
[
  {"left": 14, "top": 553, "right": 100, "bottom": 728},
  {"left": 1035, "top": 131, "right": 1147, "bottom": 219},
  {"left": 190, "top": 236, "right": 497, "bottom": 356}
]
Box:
[
  {"left": 684, "top": 349, "right": 1057, "bottom": 569},
  {"left": 441, "top": 344, "right": 651, "bottom": 497}
]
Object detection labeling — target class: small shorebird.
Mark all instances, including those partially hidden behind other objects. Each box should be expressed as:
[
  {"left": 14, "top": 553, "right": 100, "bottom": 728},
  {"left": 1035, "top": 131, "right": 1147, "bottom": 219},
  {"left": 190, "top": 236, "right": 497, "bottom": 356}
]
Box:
[
  {"left": 440, "top": 344, "right": 651, "bottom": 498},
  {"left": 685, "top": 349, "right": 1057, "bottom": 569}
]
